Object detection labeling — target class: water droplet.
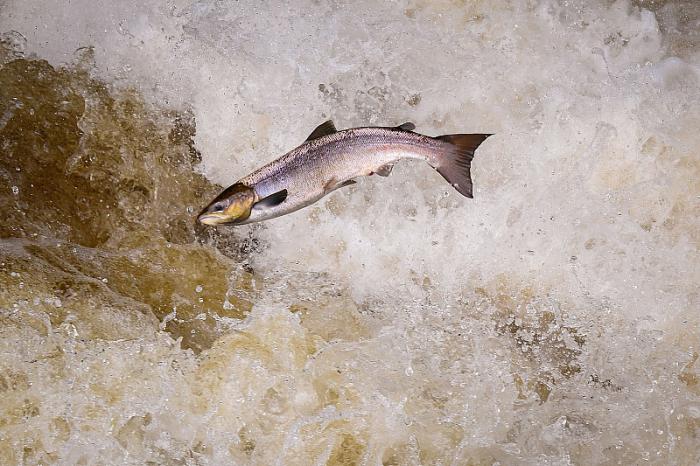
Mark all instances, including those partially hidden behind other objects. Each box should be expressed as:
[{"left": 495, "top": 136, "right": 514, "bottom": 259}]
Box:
[{"left": 195, "top": 285, "right": 203, "bottom": 293}]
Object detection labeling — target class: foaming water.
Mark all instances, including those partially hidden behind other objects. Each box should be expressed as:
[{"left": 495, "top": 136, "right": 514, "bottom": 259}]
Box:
[{"left": 1, "top": 1, "right": 699, "bottom": 464}]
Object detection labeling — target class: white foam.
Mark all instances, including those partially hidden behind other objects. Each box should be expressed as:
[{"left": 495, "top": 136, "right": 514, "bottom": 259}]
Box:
[{"left": 2, "top": 0, "right": 699, "bottom": 463}]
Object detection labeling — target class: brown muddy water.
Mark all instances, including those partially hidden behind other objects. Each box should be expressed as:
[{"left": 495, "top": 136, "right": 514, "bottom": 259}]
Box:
[{"left": 1, "top": 1, "right": 699, "bottom": 464}]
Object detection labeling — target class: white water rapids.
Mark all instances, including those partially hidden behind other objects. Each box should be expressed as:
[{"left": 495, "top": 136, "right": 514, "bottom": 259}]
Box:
[{"left": 0, "top": 1, "right": 698, "bottom": 464}]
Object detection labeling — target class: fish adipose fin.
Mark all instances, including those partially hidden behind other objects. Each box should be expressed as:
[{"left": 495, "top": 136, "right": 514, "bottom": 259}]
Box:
[
  {"left": 375, "top": 163, "right": 394, "bottom": 177},
  {"left": 433, "top": 134, "right": 492, "bottom": 198},
  {"left": 395, "top": 122, "right": 415, "bottom": 132},
  {"left": 255, "top": 189, "right": 288, "bottom": 209},
  {"left": 306, "top": 120, "right": 337, "bottom": 142}
]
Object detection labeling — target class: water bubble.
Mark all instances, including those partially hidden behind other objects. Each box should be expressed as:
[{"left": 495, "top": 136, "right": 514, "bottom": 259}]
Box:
[
  {"left": 195, "top": 285, "right": 203, "bottom": 293},
  {"left": 11, "top": 185, "right": 19, "bottom": 195}
]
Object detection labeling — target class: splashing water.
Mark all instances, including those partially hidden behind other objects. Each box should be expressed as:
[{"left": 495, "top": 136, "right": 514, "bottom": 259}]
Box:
[{"left": 1, "top": 0, "right": 699, "bottom": 464}]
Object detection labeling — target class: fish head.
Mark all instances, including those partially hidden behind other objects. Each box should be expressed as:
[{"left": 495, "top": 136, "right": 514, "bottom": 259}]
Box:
[{"left": 198, "top": 183, "right": 256, "bottom": 226}]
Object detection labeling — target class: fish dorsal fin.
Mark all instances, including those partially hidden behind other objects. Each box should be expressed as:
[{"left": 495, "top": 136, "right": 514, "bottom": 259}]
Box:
[
  {"left": 306, "top": 120, "right": 337, "bottom": 142},
  {"left": 395, "top": 122, "right": 415, "bottom": 132},
  {"left": 375, "top": 163, "right": 394, "bottom": 177},
  {"left": 254, "top": 189, "right": 288, "bottom": 209}
]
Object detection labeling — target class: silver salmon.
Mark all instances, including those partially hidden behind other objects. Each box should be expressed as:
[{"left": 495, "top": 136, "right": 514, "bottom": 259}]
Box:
[{"left": 198, "top": 121, "right": 491, "bottom": 226}]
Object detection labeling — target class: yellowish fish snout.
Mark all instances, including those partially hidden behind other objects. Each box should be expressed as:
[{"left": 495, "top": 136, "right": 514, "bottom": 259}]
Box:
[{"left": 198, "top": 184, "right": 256, "bottom": 226}]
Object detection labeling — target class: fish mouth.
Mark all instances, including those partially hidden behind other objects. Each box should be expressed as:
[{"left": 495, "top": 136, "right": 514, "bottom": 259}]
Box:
[{"left": 198, "top": 213, "right": 233, "bottom": 226}]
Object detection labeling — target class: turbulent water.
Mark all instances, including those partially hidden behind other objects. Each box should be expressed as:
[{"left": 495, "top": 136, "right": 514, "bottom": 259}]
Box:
[{"left": 0, "top": 0, "right": 698, "bottom": 464}]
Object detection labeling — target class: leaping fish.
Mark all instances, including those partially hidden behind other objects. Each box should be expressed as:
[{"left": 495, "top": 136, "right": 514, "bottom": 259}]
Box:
[{"left": 197, "top": 121, "right": 491, "bottom": 226}]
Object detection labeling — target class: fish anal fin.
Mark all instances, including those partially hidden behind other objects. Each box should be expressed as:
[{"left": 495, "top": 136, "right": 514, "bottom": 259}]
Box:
[
  {"left": 375, "top": 163, "right": 394, "bottom": 177},
  {"left": 306, "top": 120, "right": 337, "bottom": 142},
  {"left": 395, "top": 122, "right": 415, "bottom": 132},
  {"left": 324, "top": 178, "right": 356, "bottom": 193},
  {"left": 255, "top": 189, "right": 288, "bottom": 209}
]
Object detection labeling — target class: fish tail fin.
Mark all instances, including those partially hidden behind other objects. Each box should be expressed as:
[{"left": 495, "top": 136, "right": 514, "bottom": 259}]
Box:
[{"left": 430, "top": 134, "right": 492, "bottom": 198}]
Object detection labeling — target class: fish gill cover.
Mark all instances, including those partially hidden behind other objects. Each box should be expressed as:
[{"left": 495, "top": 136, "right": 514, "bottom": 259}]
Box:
[{"left": 0, "top": 0, "right": 699, "bottom": 465}]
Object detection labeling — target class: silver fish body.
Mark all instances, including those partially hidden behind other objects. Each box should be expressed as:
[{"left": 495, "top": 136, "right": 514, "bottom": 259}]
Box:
[
  {"left": 240, "top": 127, "right": 444, "bottom": 224},
  {"left": 198, "top": 121, "right": 491, "bottom": 226}
]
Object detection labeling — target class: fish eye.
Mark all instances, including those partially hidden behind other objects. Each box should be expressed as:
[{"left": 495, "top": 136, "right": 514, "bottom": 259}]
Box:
[{"left": 212, "top": 202, "right": 226, "bottom": 212}]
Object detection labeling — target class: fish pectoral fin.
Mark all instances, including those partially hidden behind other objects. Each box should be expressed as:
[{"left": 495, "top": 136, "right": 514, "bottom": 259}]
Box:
[
  {"left": 305, "top": 120, "right": 337, "bottom": 142},
  {"left": 395, "top": 122, "right": 415, "bottom": 132},
  {"left": 324, "top": 178, "right": 356, "bottom": 193},
  {"left": 254, "top": 189, "right": 288, "bottom": 209},
  {"left": 375, "top": 163, "right": 394, "bottom": 177}
]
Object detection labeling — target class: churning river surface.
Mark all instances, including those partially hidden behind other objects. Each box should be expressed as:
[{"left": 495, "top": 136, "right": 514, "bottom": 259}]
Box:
[{"left": 0, "top": 1, "right": 699, "bottom": 464}]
